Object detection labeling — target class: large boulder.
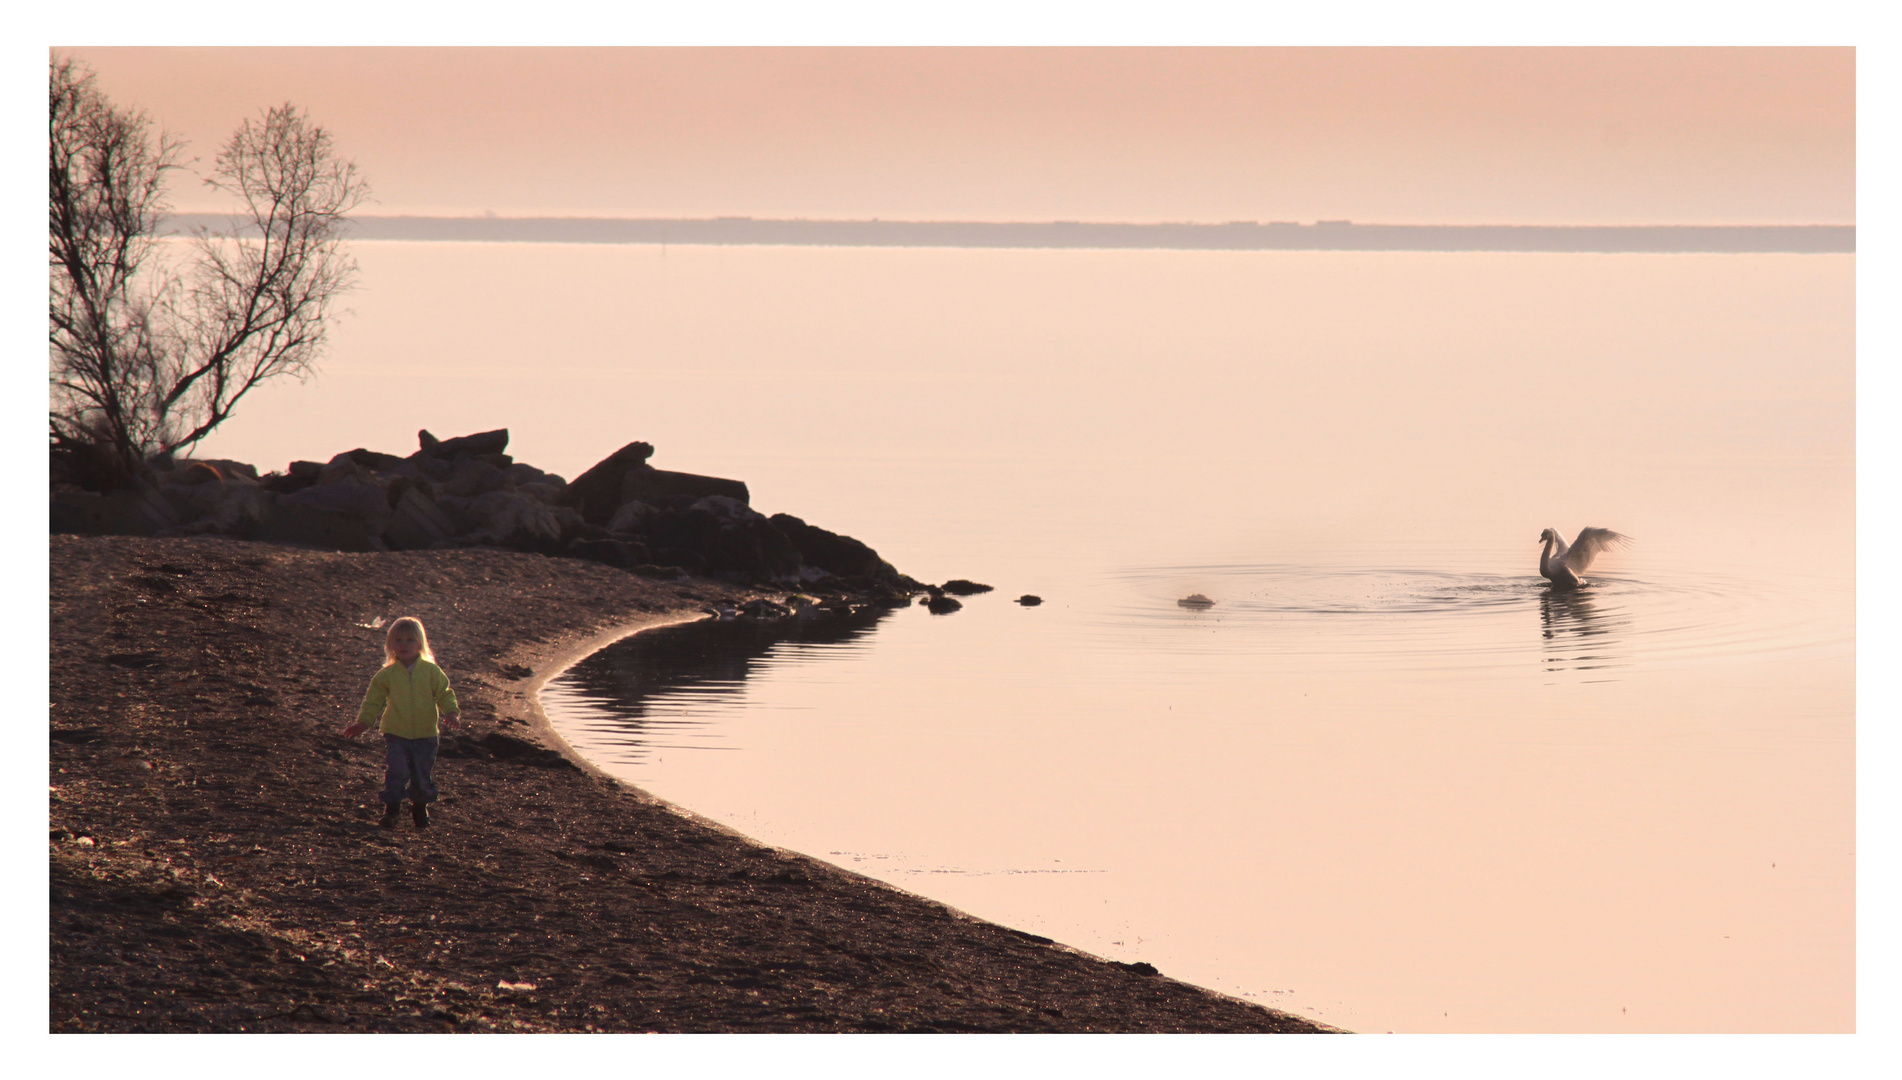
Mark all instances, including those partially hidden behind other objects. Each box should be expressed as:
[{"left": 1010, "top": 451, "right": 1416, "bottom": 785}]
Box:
[
  {"left": 160, "top": 476, "right": 270, "bottom": 535},
  {"left": 460, "top": 489, "right": 570, "bottom": 550},
  {"left": 555, "top": 441, "right": 654, "bottom": 523},
  {"left": 274, "top": 475, "right": 392, "bottom": 538},
  {"left": 383, "top": 486, "right": 459, "bottom": 551},
  {"left": 440, "top": 456, "right": 509, "bottom": 497},
  {"left": 251, "top": 497, "right": 378, "bottom": 552},
  {"left": 171, "top": 458, "right": 259, "bottom": 482},
  {"left": 260, "top": 461, "right": 323, "bottom": 495},
  {"left": 318, "top": 453, "right": 373, "bottom": 486},
  {"left": 506, "top": 462, "right": 564, "bottom": 488},
  {"left": 555, "top": 441, "right": 751, "bottom": 525},
  {"left": 769, "top": 513, "right": 897, "bottom": 580},
  {"left": 416, "top": 428, "right": 509, "bottom": 459},
  {"left": 607, "top": 499, "right": 658, "bottom": 536},
  {"left": 336, "top": 447, "right": 406, "bottom": 471},
  {"left": 618, "top": 465, "right": 748, "bottom": 509},
  {"left": 50, "top": 480, "right": 182, "bottom": 537},
  {"left": 645, "top": 495, "right": 800, "bottom": 582}
]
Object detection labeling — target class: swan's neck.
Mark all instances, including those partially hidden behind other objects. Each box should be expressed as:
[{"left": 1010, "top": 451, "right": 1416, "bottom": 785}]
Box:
[{"left": 1539, "top": 534, "right": 1566, "bottom": 578}]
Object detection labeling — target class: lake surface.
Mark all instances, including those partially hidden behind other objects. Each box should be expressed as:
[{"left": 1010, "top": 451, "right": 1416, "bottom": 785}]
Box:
[{"left": 200, "top": 243, "right": 1855, "bottom": 1032}]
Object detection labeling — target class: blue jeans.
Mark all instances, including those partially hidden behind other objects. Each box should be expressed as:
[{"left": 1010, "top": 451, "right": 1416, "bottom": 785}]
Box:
[{"left": 382, "top": 734, "right": 440, "bottom": 806}]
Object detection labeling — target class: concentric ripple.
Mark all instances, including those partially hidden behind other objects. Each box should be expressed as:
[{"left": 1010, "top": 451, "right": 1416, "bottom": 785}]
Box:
[{"left": 1098, "top": 562, "right": 1847, "bottom": 678}]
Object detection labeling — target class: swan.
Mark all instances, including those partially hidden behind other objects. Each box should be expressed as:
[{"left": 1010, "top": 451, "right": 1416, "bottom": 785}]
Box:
[{"left": 1538, "top": 527, "right": 1631, "bottom": 589}]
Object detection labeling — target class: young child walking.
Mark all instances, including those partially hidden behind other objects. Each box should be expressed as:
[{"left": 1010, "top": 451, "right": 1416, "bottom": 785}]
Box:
[{"left": 343, "top": 617, "right": 461, "bottom": 829}]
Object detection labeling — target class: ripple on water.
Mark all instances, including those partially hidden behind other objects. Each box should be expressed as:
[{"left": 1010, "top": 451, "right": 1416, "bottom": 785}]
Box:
[{"left": 1099, "top": 563, "right": 1846, "bottom": 676}]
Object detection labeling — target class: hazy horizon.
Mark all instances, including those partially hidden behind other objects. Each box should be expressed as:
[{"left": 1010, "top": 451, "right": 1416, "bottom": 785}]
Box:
[
  {"left": 62, "top": 47, "right": 1853, "bottom": 227},
  {"left": 159, "top": 212, "right": 1857, "bottom": 253}
]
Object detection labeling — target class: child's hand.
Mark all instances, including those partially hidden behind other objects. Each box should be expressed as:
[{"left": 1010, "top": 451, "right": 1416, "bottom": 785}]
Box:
[
  {"left": 342, "top": 721, "right": 366, "bottom": 738},
  {"left": 441, "top": 713, "right": 462, "bottom": 731}
]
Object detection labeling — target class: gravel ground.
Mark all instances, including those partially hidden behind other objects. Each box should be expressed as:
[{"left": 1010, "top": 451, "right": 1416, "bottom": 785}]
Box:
[{"left": 48, "top": 534, "right": 1335, "bottom": 1033}]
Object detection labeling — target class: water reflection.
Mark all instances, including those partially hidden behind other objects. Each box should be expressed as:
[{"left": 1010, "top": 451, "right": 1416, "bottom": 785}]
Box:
[
  {"left": 1539, "top": 585, "right": 1629, "bottom": 678},
  {"left": 546, "top": 606, "right": 894, "bottom": 765}
]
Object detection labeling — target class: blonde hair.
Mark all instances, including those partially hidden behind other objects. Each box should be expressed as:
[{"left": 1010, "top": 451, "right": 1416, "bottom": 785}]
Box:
[{"left": 383, "top": 617, "right": 435, "bottom": 667}]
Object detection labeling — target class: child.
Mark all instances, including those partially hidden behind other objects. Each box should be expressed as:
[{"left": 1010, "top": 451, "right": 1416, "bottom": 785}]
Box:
[{"left": 343, "top": 617, "right": 461, "bottom": 829}]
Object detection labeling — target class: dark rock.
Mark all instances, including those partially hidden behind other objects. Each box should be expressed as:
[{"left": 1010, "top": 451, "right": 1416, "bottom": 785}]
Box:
[
  {"left": 607, "top": 500, "right": 658, "bottom": 537},
  {"left": 258, "top": 469, "right": 316, "bottom": 496},
  {"left": 458, "top": 490, "right": 567, "bottom": 550},
  {"left": 339, "top": 447, "right": 406, "bottom": 471},
  {"left": 566, "top": 537, "right": 647, "bottom": 569},
  {"left": 620, "top": 466, "right": 749, "bottom": 509},
  {"left": 416, "top": 428, "right": 509, "bottom": 459},
  {"left": 173, "top": 458, "right": 260, "bottom": 483},
  {"left": 925, "top": 594, "right": 963, "bottom": 615},
  {"left": 645, "top": 497, "right": 800, "bottom": 582},
  {"left": 1111, "top": 961, "right": 1161, "bottom": 977},
  {"left": 51, "top": 482, "right": 181, "bottom": 537},
  {"left": 651, "top": 548, "right": 708, "bottom": 574},
  {"left": 507, "top": 463, "right": 563, "bottom": 488},
  {"left": 1016, "top": 595, "right": 1043, "bottom": 606},
  {"left": 738, "top": 598, "right": 792, "bottom": 620},
  {"left": 769, "top": 513, "right": 897, "bottom": 581},
  {"left": 173, "top": 462, "right": 224, "bottom": 486},
  {"left": 1177, "top": 594, "right": 1215, "bottom": 609},
  {"left": 277, "top": 477, "right": 391, "bottom": 535},
  {"left": 555, "top": 441, "right": 656, "bottom": 523},
  {"left": 475, "top": 453, "right": 514, "bottom": 470},
  {"left": 441, "top": 457, "right": 509, "bottom": 498},
  {"left": 940, "top": 579, "right": 993, "bottom": 596},
  {"left": 384, "top": 486, "right": 459, "bottom": 551},
  {"left": 409, "top": 455, "right": 454, "bottom": 483},
  {"left": 381, "top": 474, "right": 412, "bottom": 508},
  {"left": 250, "top": 499, "right": 377, "bottom": 552}
]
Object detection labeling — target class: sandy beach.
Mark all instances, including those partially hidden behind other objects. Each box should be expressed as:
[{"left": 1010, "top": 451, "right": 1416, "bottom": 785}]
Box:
[{"left": 48, "top": 534, "right": 1332, "bottom": 1033}]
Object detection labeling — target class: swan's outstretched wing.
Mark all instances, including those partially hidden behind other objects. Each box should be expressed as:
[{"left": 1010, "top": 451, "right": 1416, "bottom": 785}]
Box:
[{"left": 1563, "top": 528, "right": 1631, "bottom": 574}]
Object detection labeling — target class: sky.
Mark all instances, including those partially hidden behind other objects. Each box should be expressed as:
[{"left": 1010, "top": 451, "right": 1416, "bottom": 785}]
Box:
[{"left": 58, "top": 46, "right": 1853, "bottom": 226}]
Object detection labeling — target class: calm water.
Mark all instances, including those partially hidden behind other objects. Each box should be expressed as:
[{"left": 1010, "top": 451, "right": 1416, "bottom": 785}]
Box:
[{"left": 202, "top": 243, "right": 1854, "bottom": 1032}]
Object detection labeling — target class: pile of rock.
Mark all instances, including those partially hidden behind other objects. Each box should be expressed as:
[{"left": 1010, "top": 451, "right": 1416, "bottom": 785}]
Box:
[{"left": 50, "top": 429, "right": 914, "bottom": 593}]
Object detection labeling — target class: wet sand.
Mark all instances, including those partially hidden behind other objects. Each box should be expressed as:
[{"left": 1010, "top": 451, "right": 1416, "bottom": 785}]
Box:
[{"left": 48, "top": 534, "right": 1333, "bottom": 1032}]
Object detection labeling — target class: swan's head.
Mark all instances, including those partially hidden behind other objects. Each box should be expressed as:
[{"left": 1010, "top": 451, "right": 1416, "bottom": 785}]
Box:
[{"left": 1539, "top": 527, "right": 1557, "bottom": 543}]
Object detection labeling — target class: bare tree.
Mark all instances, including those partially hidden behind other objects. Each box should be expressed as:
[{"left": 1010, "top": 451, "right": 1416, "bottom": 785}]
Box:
[{"left": 49, "top": 56, "right": 368, "bottom": 488}]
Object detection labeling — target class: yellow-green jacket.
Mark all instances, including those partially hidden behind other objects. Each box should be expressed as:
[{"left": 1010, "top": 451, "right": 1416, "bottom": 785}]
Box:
[{"left": 358, "top": 659, "right": 459, "bottom": 739}]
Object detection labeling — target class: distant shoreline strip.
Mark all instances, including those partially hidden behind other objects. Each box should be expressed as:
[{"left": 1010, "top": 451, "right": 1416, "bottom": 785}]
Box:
[{"left": 163, "top": 215, "right": 1855, "bottom": 254}]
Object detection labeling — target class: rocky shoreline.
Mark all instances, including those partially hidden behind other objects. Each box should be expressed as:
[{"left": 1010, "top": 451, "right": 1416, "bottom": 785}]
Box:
[
  {"left": 49, "top": 533, "right": 1335, "bottom": 1033},
  {"left": 51, "top": 429, "right": 920, "bottom": 601}
]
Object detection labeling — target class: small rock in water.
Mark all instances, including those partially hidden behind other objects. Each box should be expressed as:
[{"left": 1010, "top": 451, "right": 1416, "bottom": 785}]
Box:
[
  {"left": 1177, "top": 594, "right": 1215, "bottom": 608},
  {"left": 940, "top": 579, "right": 994, "bottom": 596},
  {"left": 1016, "top": 594, "right": 1043, "bottom": 606},
  {"left": 738, "top": 598, "right": 792, "bottom": 620},
  {"left": 925, "top": 594, "right": 963, "bottom": 615}
]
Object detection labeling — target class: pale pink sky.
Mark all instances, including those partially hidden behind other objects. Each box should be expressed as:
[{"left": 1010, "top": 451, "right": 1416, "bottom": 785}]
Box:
[{"left": 61, "top": 47, "right": 1853, "bottom": 225}]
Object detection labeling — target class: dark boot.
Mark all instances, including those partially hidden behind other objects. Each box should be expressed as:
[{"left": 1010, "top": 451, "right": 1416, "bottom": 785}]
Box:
[
  {"left": 411, "top": 800, "right": 430, "bottom": 828},
  {"left": 378, "top": 803, "right": 400, "bottom": 829}
]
